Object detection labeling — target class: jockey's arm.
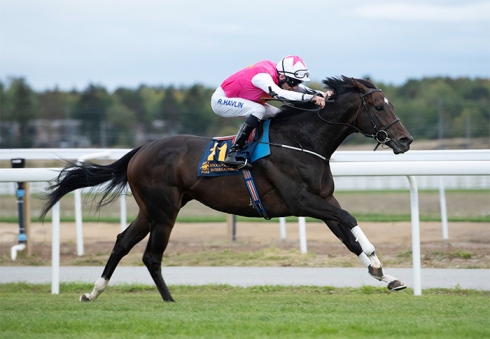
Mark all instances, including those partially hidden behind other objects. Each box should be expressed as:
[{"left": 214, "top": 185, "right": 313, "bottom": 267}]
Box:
[
  {"left": 251, "top": 73, "right": 315, "bottom": 102},
  {"left": 297, "top": 84, "right": 334, "bottom": 99}
]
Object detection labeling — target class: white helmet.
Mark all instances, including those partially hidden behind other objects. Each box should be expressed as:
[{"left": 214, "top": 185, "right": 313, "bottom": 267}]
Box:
[{"left": 276, "top": 55, "right": 311, "bottom": 81}]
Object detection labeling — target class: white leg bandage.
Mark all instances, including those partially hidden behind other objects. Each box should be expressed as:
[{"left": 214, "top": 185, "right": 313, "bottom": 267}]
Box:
[
  {"left": 81, "top": 277, "right": 108, "bottom": 302},
  {"left": 358, "top": 253, "right": 371, "bottom": 267},
  {"left": 381, "top": 274, "right": 396, "bottom": 284},
  {"left": 351, "top": 226, "right": 375, "bottom": 255}
]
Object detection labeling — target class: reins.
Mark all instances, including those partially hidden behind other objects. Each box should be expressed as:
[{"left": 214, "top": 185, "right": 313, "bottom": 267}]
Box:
[{"left": 261, "top": 97, "right": 324, "bottom": 112}]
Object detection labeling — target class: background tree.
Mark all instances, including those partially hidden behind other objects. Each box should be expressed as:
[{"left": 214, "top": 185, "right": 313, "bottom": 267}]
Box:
[
  {"left": 106, "top": 98, "right": 137, "bottom": 147},
  {"left": 0, "top": 81, "right": 5, "bottom": 147},
  {"left": 0, "top": 81, "right": 5, "bottom": 115},
  {"left": 3, "top": 77, "right": 38, "bottom": 147},
  {"left": 73, "top": 84, "right": 112, "bottom": 147},
  {"left": 38, "top": 88, "right": 65, "bottom": 120},
  {"left": 180, "top": 84, "right": 217, "bottom": 136},
  {"left": 156, "top": 85, "right": 182, "bottom": 135},
  {"left": 0, "top": 76, "right": 487, "bottom": 148},
  {"left": 114, "top": 87, "right": 145, "bottom": 123},
  {"left": 139, "top": 85, "right": 165, "bottom": 126}
]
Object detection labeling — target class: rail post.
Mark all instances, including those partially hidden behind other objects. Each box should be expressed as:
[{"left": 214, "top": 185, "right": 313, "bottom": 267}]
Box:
[
  {"left": 10, "top": 158, "right": 29, "bottom": 260},
  {"left": 407, "top": 175, "right": 422, "bottom": 296}
]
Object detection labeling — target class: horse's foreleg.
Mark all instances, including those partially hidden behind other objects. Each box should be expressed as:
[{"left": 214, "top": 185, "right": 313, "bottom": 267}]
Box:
[
  {"left": 325, "top": 220, "right": 406, "bottom": 291},
  {"left": 80, "top": 217, "right": 149, "bottom": 302},
  {"left": 351, "top": 225, "right": 407, "bottom": 290},
  {"left": 143, "top": 221, "right": 175, "bottom": 302},
  {"left": 349, "top": 225, "right": 382, "bottom": 278}
]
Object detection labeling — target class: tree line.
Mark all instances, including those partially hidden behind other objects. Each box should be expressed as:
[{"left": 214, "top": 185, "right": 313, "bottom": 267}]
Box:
[{"left": 0, "top": 76, "right": 488, "bottom": 148}]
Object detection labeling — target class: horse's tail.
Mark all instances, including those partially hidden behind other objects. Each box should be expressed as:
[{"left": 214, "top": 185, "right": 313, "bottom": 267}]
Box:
[{"left": 40, "top": 146, "right": 143, "bottom": 220}]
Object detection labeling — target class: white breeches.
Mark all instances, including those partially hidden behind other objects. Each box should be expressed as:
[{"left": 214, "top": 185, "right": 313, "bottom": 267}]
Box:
[{"left": 211, "top": 86, "right": 281, "bottom": 120}]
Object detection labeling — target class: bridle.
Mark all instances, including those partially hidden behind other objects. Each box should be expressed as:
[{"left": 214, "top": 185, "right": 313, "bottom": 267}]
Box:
[
  {"left": 265, "top": 86, "right": 401, "bottom": 153},
  {"left": 317, "top": 88, "right": 401, "bottom": 151}
]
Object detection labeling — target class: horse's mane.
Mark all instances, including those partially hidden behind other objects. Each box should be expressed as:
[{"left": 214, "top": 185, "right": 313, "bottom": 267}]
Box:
[
  {"left": 278, "top": 76, "right": 377, "bottom": 117},
  {"left": 278, "top": 100, "right": 318, "bottom": 116},
  {"left": 323, "top": 76, "right": 377, "bottom": 97}
]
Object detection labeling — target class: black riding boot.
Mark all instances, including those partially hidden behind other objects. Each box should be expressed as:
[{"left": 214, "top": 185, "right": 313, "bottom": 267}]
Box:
[{"left": 224, "top": 115, "right": 260, "bottom": 169}]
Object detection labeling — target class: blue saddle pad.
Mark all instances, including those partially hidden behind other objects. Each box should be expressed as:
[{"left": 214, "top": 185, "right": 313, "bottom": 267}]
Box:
[{"left": 197, "top": 120, "right": 271, "bottom": 177}]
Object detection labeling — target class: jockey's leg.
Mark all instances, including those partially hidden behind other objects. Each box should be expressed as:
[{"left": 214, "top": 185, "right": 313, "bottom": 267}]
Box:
[
  {"left": 211, "top": 90, "right": 267, "bottom": 169},
  {"left": 224, "top": 115, "right": 260, "bottom": 168}
]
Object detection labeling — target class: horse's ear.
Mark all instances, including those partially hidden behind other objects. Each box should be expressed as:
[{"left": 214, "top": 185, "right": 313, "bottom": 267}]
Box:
[{"left": 365, "top": 77, "right": 376, "bottom": 86}]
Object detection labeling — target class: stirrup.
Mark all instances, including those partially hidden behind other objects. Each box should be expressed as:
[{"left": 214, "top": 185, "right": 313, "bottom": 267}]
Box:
[
  {"left": 236, "top": 159, "right": 252, "bottom": 170},
  {"left": 224, "top": 156, "right": 252, "bottom": 169}
]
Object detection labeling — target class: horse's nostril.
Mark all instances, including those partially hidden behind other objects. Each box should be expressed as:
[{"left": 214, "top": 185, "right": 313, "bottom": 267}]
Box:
[{"left": 400, "top": 136, "right": 413, "bottom": 146}]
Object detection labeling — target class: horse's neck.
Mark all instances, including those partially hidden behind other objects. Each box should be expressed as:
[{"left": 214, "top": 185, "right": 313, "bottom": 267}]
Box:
[
  {"left": 270, "top": 109, "right": 355, "bottom": 158},
  {"left": 311, "top": 98, "right": 361, "bottom": 155}
]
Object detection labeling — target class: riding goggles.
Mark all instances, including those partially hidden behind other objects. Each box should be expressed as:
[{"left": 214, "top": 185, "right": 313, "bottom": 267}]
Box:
[
  {"left": 286, "top": 77, "right": 303, "bottom": 87},
  {"left": 292, "top": 69, "right": 310, "bottom": 79},
  {"left": 283, "top": 69, "right": 310, "bottom": 79}
]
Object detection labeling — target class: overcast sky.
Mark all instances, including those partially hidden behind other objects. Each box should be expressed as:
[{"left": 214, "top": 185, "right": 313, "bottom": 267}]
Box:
[{"left": 1, "top": 0, "right": 489, "bottom": 92}]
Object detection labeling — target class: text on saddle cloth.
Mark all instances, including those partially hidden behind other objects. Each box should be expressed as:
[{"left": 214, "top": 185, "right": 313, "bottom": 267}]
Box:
[{"left": 197, "top": 120, "right": 271, "bottom": 177}]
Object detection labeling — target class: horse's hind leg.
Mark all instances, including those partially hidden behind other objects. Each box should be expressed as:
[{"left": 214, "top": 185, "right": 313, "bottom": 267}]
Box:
[
  {"left": 325, "top": 220, "right": 406, "bottom": 291},
  {"left": 80, "top": 213, "right": 150, "bottom": 302},
  {"left": 142, "top": 219, "right": 175, "bottom": 302}
]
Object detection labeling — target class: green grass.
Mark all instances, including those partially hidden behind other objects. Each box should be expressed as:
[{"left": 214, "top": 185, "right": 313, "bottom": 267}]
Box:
[{"left": 1, "top": 283, "right": 489, "bottom": 338}]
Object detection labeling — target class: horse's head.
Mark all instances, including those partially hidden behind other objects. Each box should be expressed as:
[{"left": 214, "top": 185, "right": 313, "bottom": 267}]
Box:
[{"left": 346, "top": 77, "right": 413, "bottom": 154}]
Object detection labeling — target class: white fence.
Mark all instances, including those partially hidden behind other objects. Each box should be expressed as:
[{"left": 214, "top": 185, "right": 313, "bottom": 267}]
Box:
[
  {"left": 2, "top": 150, "right": 489, "bottom": 193},
  {"left": 1, "top": 148, "right": 489, "bottom": 193},
  {"left": 1, "top": 148, "right": 489, "bottom": 296}
]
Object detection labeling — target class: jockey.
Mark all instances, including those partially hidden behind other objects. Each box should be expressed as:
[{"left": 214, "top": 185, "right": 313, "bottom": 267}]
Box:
[{"left": 211, "top": 55, "right": 333, "bottom": 169}]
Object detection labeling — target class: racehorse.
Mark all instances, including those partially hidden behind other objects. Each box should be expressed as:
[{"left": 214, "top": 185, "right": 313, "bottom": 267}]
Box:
[{"left": 41, "top": 76, "right": 413, "bottom": 302}]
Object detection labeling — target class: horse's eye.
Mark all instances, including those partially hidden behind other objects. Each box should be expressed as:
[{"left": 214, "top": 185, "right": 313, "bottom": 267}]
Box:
[{"left": 374, "top": 106, "right": 383, "bottom": 111}]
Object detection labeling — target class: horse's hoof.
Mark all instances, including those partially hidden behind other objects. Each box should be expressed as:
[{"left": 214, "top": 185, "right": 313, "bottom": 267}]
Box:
[
  {"left": 80, "top": 294, "right": 91, "bottom": 302},
  {"left": 388, "top": 280, "right": 407, "bottom": 291}
]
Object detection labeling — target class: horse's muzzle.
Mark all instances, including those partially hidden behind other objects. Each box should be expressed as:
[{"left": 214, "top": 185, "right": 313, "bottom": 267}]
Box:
[{"left": 391, "top": 135, "right": 413, "bottom": 154}]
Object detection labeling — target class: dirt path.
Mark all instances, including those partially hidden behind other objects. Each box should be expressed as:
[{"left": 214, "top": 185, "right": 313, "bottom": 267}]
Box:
[
  {"left": 1, "top": 221, "right": 489, "bottom": 269},
  {"left": 0, "top": 220, "right": 487, "bottom": 245}
]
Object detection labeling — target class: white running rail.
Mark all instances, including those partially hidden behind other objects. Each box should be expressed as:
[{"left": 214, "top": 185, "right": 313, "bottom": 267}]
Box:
[{"left": 0, "top": 149, "right": 489, "bottom": 296}]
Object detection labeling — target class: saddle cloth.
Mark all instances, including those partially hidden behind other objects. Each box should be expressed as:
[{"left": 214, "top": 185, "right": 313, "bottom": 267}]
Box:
[{"left": 197, "top": 120, "right": 271, "bottom": 177}]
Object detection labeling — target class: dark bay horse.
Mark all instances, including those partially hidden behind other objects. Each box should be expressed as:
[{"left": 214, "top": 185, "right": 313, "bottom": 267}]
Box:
[{"left": 41, "top": 76, "right": 413, "bottom": 302}]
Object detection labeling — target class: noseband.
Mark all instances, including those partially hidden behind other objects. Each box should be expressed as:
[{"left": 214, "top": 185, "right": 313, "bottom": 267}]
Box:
[{"left": 318, "top": 88, "right": 400, "bottom": 151}]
